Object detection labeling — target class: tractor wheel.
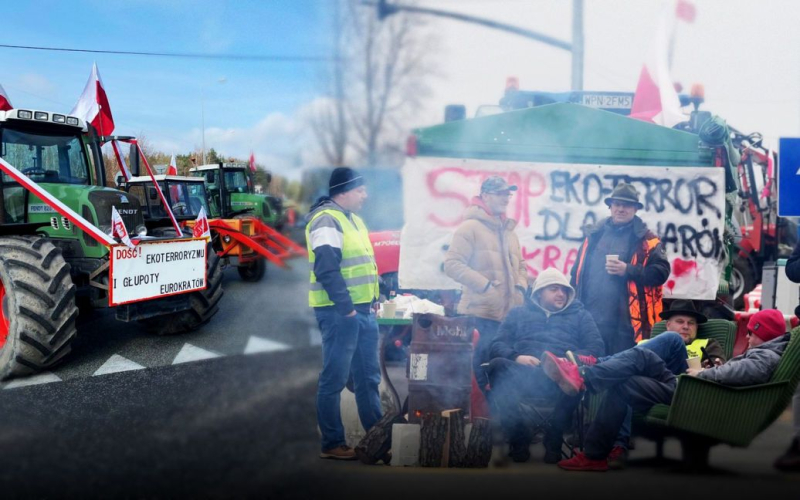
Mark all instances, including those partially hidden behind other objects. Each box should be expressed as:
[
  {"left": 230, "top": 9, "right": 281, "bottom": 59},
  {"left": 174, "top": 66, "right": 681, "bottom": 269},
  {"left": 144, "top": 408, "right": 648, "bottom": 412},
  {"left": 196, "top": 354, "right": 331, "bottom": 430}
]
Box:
[
  {"left": 0, "top": 236, "right": 78, "bottom": 379},
  {"left": 731, "top": 255, "right": 755, "bottom": 310},
  {"left": 139, "top": 234, "right": 224, "bottom": 335},
  {"left": 237, "top": 258, "right": 266, "bottom": 282}
]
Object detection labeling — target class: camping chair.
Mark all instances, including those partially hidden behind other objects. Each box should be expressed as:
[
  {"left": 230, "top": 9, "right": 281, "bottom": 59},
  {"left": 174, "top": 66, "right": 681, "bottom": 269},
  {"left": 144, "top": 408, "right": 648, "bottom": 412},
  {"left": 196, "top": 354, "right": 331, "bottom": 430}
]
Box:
[
  {"left": 480, "top": 360, "right": 583, "bottom": 460},
  {"left": 635, "top": 325, "right": 800, "bottom": 466}
]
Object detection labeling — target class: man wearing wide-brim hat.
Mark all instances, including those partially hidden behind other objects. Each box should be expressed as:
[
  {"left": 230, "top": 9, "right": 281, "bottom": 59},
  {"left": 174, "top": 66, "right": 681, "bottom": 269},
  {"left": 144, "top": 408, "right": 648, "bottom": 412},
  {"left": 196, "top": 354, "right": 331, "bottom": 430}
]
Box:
[
  {"left": 570, "top": 182, "right": 670, "bottom": 354},
  {"left": 568, "top": 181, "right": 670, "bottom": 466}
]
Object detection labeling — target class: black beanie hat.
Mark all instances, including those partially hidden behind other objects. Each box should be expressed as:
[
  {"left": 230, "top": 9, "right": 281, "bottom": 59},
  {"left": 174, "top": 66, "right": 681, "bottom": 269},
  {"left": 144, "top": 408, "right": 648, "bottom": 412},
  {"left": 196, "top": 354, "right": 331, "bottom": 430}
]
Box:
[{"left": 329, "top": 167, "right": 364, "bottom": 197}]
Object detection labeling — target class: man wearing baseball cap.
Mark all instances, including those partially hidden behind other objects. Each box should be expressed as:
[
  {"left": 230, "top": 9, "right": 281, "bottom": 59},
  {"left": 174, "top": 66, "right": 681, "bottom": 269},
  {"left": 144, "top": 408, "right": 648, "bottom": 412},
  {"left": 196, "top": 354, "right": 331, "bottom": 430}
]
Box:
[
  {"left": 444, "top": 175, "right": 529, "bottom": 390},
  {"left": 305, "top": 167, "right": 381, "bottom": 460},
  {"left": 541, "top": 308, "right": 791, "bottom": 471}
]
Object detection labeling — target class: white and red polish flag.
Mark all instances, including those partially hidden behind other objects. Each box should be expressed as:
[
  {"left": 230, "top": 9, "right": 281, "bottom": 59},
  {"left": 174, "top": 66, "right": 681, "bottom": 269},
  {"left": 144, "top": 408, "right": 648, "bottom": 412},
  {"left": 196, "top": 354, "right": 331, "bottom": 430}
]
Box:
[
  {"left": 249, "top": 151, "right": 257, "bottom": 173},
  {"left": 110, "top": 206, "right": 136, "bottom": 249},
  {"left": 192, "top": 207, "right": 211, "bottom": 239},
  {"left": 629, "top": 6, "right": 686, "bottom": 127},
  {"left": 70, "top": 62, "right": 115, "bottom": 135},
  {"left": 0, "top": 84, "right": 13, "bottom": 111},
  {"left": 167, "top": 154, "right": 178, "bottom": 175}
]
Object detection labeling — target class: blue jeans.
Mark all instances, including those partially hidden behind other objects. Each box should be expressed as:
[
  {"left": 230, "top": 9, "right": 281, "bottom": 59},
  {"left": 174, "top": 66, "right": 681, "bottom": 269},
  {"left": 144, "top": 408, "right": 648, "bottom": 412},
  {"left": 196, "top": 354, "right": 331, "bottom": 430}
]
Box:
[
  {"left": 315, "top": 307, "right": 383, "bottom": 451},
  {"left": 596, "top": 332, "right": 688, "bottom": 448},
  {"left": 583, "top": 348, "right": 677, "bottom": 459}
]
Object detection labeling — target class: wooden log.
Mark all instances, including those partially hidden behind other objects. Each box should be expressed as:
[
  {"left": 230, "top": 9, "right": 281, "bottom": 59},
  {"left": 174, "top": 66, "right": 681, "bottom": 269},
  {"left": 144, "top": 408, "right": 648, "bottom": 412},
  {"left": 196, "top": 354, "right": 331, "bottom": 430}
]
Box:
[
  {"left": 419, "top": 413, "right": 447, "bottom": 467},
  {"left": 355, "top": 411, "right": 406, "bottom": 465},
  {"left": 463, "top": 417, "right": 493, "bottom": 468},
  {"left": 443, "top": 409, "right": 467, "bottom": 468}
]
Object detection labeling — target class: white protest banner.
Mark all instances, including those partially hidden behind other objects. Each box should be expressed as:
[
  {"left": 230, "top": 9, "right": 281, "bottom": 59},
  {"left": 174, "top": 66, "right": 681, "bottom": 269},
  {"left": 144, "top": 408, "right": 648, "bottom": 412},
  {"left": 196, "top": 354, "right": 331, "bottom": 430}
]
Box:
[
  {"left": 399, "top": 157, "right": 726, "bottom": 300},
  {"left": 109, "top": 238, "right": 207, "bottom": 306}
]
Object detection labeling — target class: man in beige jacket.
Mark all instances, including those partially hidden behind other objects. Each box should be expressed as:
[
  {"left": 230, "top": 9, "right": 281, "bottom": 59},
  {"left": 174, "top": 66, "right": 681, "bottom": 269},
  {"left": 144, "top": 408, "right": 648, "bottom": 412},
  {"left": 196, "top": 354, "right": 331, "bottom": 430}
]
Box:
[{"left": 444, "top": 176, "right": 529, "bottom": 390}]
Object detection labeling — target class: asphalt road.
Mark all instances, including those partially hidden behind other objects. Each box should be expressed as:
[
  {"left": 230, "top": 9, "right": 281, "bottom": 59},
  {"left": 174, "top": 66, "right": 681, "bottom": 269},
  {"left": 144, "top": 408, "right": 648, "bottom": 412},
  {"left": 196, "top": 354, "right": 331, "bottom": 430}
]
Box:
[
  {"left": 1, "top": 259, "right": 799, "bottom": 499},
  {"left": 2, "top": 260, "right": 319, "bottom": 387}
]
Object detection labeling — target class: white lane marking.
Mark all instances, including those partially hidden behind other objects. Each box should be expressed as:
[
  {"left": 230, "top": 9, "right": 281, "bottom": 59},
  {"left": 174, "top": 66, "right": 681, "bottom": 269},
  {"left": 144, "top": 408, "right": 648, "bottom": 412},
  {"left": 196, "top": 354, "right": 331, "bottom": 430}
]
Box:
[
  {"left": 309, "top": 326, "right": 322, "bottom": 347},
  {"left": 4, "top": 372, "right": 62, "bottom": 389},
  {"left": 93, "top": 354, "right": 145, "bottom": 376},
  {"left": 172, "top": 343, "right": 221, "bottom": 365},
  {"left": 244, "top": 336, "right": 291, "bottom": 355}
]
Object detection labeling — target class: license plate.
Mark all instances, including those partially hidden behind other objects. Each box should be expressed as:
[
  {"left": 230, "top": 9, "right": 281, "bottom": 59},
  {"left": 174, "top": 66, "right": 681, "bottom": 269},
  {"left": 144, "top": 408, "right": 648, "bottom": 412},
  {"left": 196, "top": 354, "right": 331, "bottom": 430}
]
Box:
[{"left": 581, "top": 94, "right": 633, "bottom": 109}]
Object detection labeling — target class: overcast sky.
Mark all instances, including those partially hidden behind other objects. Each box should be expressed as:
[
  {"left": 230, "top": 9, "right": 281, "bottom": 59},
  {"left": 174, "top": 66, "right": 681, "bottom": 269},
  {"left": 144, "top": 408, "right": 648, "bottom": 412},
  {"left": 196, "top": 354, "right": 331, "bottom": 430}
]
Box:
[{"left": 1, "top": 0, "right": 797, "bottom": 177}]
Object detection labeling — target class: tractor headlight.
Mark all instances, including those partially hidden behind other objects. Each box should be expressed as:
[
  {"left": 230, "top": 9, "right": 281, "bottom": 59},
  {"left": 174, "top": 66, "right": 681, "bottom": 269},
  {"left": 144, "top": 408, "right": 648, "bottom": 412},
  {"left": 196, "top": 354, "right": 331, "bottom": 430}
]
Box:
[
  {"left": 135, "top": 225, "right": 147, "bottom": 237},
  {"left": 222, "top": 234, "right": 231, "bottom": 244},
  {"left": 34, "top": 112, "right": 48, "bottom": 121},
  {"left": 52, "top": 114, "right": 66, "bottom": 123},
  {"left": 17, "top": 110, "right": 32, "bottom": 119},
  {"left": 66, "top": 117, "right": 79, "bottom": 125}
]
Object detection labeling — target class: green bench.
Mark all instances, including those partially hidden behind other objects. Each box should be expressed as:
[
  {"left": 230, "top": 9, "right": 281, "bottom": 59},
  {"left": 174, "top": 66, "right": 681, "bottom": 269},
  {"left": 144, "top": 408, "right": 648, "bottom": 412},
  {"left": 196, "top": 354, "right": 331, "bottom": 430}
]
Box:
[{"left": 588, "top": 320, "right": 800, "bottom": 466}]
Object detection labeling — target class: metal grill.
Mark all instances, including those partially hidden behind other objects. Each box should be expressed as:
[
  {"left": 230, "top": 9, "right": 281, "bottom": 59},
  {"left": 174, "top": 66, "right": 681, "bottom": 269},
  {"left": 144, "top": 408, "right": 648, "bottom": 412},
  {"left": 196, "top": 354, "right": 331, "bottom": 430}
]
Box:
[
  {"left": 88, "top": 191, "right": 144, "bottom": 233},
  {"left": 50, "top": 217, "right": 59, "bottom": 230},
  {"left": 61, "top": 217, "right": 71, "bottom": 231}
]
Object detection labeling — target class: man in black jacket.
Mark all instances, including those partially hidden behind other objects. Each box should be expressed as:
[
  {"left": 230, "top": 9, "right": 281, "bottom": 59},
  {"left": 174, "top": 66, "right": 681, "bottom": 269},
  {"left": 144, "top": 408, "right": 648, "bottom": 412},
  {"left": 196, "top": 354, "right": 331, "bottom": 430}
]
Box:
[
  {"left": 570, "top": 183, "right": 671, "bottom": 355},
  {"left": 487, "top": 267, "right": 605, "bottom": 463},
  {"left": 776, "top": 242, "right": 800, "bottom": 471}
]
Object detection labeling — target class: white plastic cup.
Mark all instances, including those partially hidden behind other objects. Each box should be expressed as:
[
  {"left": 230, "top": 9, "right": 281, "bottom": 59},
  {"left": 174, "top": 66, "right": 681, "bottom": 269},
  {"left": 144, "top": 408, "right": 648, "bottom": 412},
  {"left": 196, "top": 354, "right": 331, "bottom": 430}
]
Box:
[
  {"left": 687, "top": 356, "right": 702, "bottom": 370},
  {"left": 382, "top": 302, "right": 397, "bottom": 319},
  {"left": 606, "top": 254, "right": 619, "bottom": 262}
]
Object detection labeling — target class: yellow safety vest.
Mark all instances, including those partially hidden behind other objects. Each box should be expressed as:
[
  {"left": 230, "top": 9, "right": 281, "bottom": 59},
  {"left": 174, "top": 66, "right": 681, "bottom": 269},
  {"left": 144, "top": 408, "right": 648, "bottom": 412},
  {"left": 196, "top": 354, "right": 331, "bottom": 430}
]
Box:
[
  {"left": 685, "top": 338, "right": 710, "bottom": 359},
  {"left": 306, "top": 209, "right": 379, "bottom": 308},
  {"left": 637, "top": 337, "right": 709, "bottom": 359}
]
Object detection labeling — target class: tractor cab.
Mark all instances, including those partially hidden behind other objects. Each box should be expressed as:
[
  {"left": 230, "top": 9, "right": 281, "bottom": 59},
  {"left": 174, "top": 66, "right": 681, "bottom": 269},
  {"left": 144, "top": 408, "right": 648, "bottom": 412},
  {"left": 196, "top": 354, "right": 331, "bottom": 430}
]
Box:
[
  {"left": 189, "top": 162, "right": 280, "bottom": 227},
  {"left": 189, "top": 162, "right": 250, "bottom": 218},
  {"left": 124, "top": 175, "right": 210, "bottom": 228}
]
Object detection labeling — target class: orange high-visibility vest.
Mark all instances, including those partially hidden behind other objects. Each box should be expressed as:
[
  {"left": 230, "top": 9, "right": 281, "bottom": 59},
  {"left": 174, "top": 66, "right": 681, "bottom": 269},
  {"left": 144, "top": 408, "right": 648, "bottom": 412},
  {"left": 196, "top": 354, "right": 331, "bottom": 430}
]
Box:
[
  {"left": 627, "top": 236, "right": 663, "bottom": 341},
  {"left": 574, "top": 235, "right": 663, "bottom": 342}
]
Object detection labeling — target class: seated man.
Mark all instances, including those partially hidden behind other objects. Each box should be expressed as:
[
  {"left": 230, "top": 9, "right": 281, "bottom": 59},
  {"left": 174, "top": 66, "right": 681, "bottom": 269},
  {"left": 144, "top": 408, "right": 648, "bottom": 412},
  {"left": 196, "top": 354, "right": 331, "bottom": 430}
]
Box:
[
  {"left": 572, "top": 299, "right": 726, "bottom": 372},
  {"left": 567, "top": 300, "right": 727, "bottom": 468},
  {"left": 541, "top": 308, "right": 790, "bottom": 471},
  {"left": 486, "top": 268, "right": 605, "bottom": 463}
]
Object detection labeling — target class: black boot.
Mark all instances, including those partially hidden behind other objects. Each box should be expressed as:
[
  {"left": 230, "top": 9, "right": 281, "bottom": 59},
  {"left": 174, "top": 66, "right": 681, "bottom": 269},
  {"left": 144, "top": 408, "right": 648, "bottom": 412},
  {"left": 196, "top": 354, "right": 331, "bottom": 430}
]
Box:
[
  {"left": 508, "top": 440, "right": 531, "bottom": 463},
  {"left": 543, "top": 432, "right": 564, "bottom": 464},
  {"left": 774, "top": 437, "right": 800, "bottom": 472}
]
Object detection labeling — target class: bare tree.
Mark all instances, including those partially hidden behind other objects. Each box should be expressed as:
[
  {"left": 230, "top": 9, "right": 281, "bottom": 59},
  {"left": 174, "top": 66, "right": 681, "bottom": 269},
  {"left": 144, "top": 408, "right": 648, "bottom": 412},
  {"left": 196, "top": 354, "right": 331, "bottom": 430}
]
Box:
[
  {"left": 309, "top": 0, "right": 349, "bottom": 166},
  {"left": 310, "top": 0, "right": 437, "bottom": 167}
]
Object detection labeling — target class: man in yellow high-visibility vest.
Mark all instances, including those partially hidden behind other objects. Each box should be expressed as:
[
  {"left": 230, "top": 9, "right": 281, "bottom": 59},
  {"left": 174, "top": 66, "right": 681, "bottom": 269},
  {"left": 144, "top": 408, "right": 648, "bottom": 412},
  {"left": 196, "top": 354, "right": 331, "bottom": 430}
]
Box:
[{"left": 306, "top": 167, "right": 381, "bottom": 461}]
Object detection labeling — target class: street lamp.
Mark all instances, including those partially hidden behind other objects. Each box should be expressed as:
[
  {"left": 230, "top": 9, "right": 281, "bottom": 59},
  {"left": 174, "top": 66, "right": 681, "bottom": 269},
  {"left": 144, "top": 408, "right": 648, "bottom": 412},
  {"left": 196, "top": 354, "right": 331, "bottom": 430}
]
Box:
[{"left": 202, "top": 77, "right": 227, "bottom": 165}]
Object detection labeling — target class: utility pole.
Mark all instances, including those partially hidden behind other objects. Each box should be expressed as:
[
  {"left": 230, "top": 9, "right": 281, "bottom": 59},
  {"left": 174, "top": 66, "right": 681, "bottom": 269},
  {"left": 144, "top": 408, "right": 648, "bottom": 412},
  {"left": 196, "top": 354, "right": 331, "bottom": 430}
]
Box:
[
  {"left": 370, "top": 0, "right": 584, "bottom": 91},
  {"left": 572, "top": 0, "right": 584, "bottom": 91}
]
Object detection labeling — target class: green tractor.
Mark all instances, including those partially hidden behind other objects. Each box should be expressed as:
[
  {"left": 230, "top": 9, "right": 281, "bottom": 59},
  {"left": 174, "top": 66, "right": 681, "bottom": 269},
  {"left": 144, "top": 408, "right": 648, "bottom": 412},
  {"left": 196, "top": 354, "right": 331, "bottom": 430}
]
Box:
[
  {"left": 189, "top": 162, "right": 284, "bottom": 228},
  {"left": 0, "top": 109, "right": 223, "bottom": 379}
]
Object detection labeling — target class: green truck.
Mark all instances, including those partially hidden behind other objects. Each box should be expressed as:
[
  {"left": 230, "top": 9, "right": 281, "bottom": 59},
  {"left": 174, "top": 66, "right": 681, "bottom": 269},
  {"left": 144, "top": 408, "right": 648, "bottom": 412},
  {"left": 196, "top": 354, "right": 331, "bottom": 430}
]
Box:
[
  {"left": 398, "top": 97, "right": 774, "bottom": 317},
  {"left": 0, "top": 108, "right": 222, "bottom": 379}
]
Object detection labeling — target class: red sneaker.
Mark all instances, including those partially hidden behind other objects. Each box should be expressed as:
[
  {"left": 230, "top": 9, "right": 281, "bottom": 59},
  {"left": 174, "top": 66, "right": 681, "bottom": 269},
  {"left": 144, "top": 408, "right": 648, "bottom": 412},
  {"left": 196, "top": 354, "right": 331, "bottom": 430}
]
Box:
[
  {"left": 558, "top": 452, "right": 609, "bottom": 472},
  {"left": 542, "top": 351, "right": 585, "bottom": 396},
  {"left": 566, "top": 350, "right": 597, "bottom": 367}
]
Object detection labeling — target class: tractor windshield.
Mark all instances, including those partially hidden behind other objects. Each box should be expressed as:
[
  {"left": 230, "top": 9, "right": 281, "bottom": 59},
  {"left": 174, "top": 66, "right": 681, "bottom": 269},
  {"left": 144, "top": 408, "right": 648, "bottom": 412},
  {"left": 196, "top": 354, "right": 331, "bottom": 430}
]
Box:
[
  {"left": 128, "top": 180, "right": 209, "bottom": 219},
  {"left": 224, "top": 169, "right": 249, "bottom": 193},
  {"left": 0, "top": 127, "right": 90, "bottom": 185}
]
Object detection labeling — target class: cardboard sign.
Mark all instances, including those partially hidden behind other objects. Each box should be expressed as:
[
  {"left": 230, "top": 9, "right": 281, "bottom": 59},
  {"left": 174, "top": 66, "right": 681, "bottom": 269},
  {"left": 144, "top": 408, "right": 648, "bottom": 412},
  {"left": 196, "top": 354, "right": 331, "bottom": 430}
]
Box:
[
  {"left": 109, "top": 238, "right": 207, "bottom": 306},
  {"left": 399, "top": 157, "right": 726, "bottom": 300}
]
